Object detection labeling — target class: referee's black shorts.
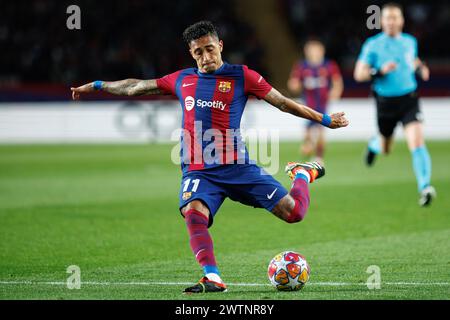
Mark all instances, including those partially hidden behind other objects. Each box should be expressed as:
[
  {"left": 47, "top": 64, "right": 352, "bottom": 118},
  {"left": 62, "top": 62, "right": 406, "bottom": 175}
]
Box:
[{"left": 374, "top": 90, "right": 423, "bottom": 138}]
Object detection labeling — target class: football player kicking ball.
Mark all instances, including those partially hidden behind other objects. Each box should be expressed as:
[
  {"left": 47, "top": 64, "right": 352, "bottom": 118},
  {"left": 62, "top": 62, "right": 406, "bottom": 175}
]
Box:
[{"left": 71, "top": 21, "right": 348, "bottom": 293}]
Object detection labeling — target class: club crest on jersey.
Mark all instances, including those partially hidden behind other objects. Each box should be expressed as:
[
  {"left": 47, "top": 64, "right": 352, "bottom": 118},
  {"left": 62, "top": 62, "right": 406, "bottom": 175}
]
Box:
[
  {"left": 182, "top": 192, "right": 192, "bottom": 200},
  {"left": 218, "top": 81, "right": 232, "bottom": 93}
]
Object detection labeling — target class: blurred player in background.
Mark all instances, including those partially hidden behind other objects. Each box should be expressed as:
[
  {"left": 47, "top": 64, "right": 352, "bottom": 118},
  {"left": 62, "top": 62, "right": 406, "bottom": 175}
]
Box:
[
  {"left": 71, "top": 21, "right": 348, "bottom": 293},
  {"left": 288, "top": 39, "right": 343, "bottom": 164},
  {"left": 354, "top": 2, "right": 435, "bottom": 206}
]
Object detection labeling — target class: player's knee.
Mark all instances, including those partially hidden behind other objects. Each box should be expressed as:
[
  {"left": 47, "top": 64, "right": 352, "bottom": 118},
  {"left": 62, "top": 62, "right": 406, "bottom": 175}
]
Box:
[
  {"left": 286, "top": 207, "right": 306, "bottom": 223},
  {"left": 277, "top": 204, "right": 304, "bottom": 224},
  {"left": 286, "top": 200, "right": 308, "bottom": 224},
  {"left": 287, "top": 212, "right": 303, "bottom": 224},
  {"left": 184, "top": 209, "right": 209, "bottom": 230},
  {"left": 182, "top": 200, "right": 210, "bottom": 220},
  {"left": 273, "top": 196, "right": 308, "bottom": 224}
]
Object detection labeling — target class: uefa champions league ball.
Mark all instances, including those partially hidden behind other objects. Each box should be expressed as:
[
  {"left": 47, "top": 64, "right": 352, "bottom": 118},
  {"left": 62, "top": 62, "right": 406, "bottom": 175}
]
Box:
[{"left": 267, "top": 251, "right": 310, "bottom": 291}]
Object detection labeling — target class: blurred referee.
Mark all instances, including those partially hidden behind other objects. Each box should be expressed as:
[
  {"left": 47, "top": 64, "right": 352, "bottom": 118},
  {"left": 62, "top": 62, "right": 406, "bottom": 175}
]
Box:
[{"left": 354, "top": 2, "right": 436, "bottom": 206}]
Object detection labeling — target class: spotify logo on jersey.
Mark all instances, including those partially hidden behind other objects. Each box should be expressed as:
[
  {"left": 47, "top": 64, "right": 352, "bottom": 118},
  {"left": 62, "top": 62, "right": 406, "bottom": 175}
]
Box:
[
  {"left": 184, "top": 96, "right": 227, "bottom": 112},
  {"left": 184, "top": 96, "right": 195, "bottom": 111}
]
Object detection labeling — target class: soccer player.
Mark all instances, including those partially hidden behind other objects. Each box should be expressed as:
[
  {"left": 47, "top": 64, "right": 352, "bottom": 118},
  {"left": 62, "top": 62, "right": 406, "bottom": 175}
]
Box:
[
  {"left": 354, "top": 3, "right": 436, "bottom": 206},
  {"left": 287, "top": 39, "right": 343, "bottom": 164},
  {"left": 71, "top": 21, "right": 348, "bottom": 293}
]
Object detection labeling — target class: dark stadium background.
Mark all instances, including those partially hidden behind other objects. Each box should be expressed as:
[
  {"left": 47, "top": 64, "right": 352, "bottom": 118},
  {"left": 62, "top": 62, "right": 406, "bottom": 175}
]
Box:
[{"left": 1, "top": 0, "right": 449, "bottom": 101}]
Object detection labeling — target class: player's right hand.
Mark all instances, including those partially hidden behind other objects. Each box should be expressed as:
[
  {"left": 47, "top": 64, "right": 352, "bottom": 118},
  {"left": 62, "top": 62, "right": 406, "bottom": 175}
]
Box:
[
  {"left": 70, "top": 83, "right": 94, "bottom": 100},
  {"left": 380, "top": 61, "right": 397, "bottom": 75},
  {"left": 329, "top": 112, "right": 349, "bottom": 129}
]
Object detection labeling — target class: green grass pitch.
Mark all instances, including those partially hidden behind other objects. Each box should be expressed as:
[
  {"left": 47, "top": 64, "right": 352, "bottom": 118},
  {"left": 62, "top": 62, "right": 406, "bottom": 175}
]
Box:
[{"left": 0, "top": 141, "right": 449, "bottom": 300}]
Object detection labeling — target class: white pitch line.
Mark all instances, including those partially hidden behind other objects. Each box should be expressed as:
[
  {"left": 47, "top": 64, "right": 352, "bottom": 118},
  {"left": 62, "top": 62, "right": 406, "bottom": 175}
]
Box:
[{"left": 0, "top": 280, "right": 449, "bottom": 287}]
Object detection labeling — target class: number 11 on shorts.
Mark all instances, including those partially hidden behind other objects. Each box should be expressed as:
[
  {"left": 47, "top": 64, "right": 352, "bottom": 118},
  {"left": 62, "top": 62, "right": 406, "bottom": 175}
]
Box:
[{"left": 183, "top": 178, "right": 201, "bottom": 193}]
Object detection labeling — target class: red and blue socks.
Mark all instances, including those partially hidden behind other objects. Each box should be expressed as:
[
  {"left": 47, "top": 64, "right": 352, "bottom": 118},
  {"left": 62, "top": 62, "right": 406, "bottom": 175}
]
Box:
[
  {"left": 184, "top": 209, "right": 222, "bottom": 282},
  {"left": 287, "top": 174, "right": 311, "bottom": 223}
]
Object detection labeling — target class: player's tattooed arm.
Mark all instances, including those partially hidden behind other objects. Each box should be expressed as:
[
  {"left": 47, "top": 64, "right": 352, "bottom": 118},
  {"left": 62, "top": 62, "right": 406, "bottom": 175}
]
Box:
[
  {"left": 102, "top": 79, "right": 161, "bottom": 96},
  {"left": 71, "top": 79, "right": 161, "bottom": 99},
  {"left": 264, "top": 88, "right": 349, "bottom": 129}
]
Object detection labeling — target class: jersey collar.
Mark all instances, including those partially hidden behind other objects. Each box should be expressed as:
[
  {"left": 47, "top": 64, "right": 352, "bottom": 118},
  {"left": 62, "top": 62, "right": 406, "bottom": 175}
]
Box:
[{"left": 197, "top": 62, "right": 227, "bottom": 76}]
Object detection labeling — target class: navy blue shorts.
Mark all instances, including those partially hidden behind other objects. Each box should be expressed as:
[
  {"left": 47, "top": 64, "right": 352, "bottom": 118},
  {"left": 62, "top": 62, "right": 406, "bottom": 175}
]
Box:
[{"left": 179, "top": 164, "right": 288, "bottom": 227}]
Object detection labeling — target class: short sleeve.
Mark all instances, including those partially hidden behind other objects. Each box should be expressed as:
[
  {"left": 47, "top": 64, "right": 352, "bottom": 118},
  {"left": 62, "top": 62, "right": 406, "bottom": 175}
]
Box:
[
  {"left": 328, "top": 60, "right": 342, "bottom": 78},
  {"left": 156, "top": 70, "right": 181, "bottom": 96},
  {"left": 243, "top": 65, "right": 273, "bottom": 99},
  {"left": 357, "top": 39, "right": 376, "bottom": 67}
]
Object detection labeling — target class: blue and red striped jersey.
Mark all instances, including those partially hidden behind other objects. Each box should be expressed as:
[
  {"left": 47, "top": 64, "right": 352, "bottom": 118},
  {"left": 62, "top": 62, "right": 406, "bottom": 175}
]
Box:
[
  {"left": 290, "top": 59, "right": 341, "bottom": 110},
  {"left": 156, "top": 62, "right": 272, "bottom": 174}
]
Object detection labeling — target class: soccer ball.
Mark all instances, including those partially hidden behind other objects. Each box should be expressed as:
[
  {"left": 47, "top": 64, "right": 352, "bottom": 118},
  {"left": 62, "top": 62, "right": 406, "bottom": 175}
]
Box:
[{"left": 267, "top": 251, "right": 310, "bottom": 291}]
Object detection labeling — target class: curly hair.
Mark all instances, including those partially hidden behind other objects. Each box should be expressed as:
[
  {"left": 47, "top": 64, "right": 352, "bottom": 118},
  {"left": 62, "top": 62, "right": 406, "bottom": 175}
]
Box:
[{"left": 182, "top": 21, "right": 219, "bottom": 45}]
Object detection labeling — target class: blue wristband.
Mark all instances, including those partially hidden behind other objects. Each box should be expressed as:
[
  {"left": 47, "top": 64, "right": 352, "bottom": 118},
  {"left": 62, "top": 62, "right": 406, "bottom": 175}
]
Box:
[
  {"left": 93, "top": 80, "right": 103, "bottom": 91},
  {"left": 321, "top": 114, "right": 332, "bottom": 127}
]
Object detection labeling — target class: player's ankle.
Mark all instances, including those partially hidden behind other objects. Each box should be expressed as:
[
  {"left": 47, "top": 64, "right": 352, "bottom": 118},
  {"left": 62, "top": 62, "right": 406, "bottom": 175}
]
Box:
[
  {"left": 203, "top": 265, "right": 223, "bottom": 283},
  {"left": 294, "top": 169, "right": 311, "bottom": 183},
  {"left": 368, "top": 136, "right": 381, "bottom": 154},
  {"left": 205, "top": 272, "right": 224, "bottom": 284}
]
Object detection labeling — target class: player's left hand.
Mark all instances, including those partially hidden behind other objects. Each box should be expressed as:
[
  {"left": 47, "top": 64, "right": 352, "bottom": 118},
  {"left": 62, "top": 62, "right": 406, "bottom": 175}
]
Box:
[
  {"left": 70, "top": 83, "right": 95, "bottom": 100},
  {"left": 329, "top": 112, "right": 349, "bottom": 129}
]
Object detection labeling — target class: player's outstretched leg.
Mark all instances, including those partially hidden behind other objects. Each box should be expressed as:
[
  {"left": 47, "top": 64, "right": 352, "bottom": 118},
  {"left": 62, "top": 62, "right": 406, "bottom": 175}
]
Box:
[
  {"left": 285, "top": 161, "right": 325, "bottom": 183},
  {"left": 274, "top": 161, "right": 325, "bottom": 223},
  {"left": 182, "top": 206, "right": 227, "bottom": 293}
]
